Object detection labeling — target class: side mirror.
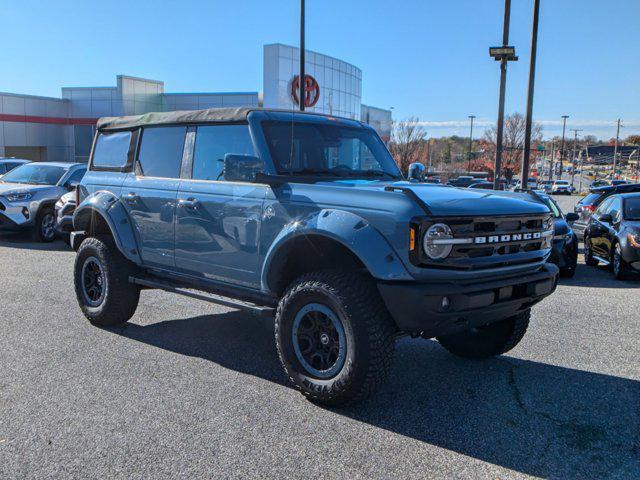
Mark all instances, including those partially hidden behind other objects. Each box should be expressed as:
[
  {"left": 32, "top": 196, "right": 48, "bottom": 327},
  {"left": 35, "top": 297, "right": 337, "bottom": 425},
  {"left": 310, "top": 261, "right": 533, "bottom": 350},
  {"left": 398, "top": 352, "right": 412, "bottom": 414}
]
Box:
[
  {"left": 565, "top": 212, "right": 579, "bottom": 222},
  {"left": 598, "top": 213, "right": 613, "bottom": 223},
  {"left": 66, "top": 180, "right": 80, "bottom": 191},
  {"left": 223, "top": 154, "right": 265, "bottom": 183},
  {"left": 407, "top": 162, "right": 426, "bottom": 182}
]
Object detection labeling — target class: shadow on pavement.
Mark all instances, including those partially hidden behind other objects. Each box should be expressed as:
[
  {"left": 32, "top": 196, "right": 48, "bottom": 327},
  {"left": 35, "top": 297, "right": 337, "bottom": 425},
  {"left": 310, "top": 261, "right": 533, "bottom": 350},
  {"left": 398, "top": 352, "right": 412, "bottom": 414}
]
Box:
[
  {"left": 559, "top": 263, "right": 638, "bottom": 288},
  {"left": 112, "top": 311, "right": 639, "bottom": 479},
  {"left": 0, "top": 232, "right": 70, "bottom": 252}
]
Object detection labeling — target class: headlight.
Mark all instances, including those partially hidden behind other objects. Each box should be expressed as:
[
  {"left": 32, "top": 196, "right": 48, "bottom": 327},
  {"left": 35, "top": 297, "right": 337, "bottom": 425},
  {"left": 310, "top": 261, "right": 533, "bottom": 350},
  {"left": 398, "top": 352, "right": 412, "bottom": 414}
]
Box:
[
  {"left": 4, "top": 191, "right": 34, "bottom": 202},
  {"left": 423, "top": 223, "right": 454, "bottom": 259}
]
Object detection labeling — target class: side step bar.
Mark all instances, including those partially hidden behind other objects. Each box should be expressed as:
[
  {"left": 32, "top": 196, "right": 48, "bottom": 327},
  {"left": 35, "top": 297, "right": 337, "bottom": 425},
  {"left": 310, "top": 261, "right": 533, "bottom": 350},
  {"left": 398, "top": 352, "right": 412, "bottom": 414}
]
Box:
[{"left": 129, "top": 276, "right": 275, "bottom": 317}]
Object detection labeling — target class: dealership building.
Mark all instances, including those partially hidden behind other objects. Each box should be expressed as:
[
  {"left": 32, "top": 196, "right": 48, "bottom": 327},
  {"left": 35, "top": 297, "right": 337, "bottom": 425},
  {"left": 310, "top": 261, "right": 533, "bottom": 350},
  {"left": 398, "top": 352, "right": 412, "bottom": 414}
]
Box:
[{"left": 0, "top": 44, "right": 392, "bottom": 163}]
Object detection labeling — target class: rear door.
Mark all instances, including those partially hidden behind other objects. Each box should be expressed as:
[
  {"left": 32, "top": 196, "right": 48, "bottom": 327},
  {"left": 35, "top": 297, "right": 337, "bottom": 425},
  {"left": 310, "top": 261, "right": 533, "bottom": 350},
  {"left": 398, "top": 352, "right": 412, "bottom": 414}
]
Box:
[
  {"left": 175, "top": 124, "right": 267, "bottom": 288},
  {"left": 121, "top": 126, "right": 187, "bottom": 269}
]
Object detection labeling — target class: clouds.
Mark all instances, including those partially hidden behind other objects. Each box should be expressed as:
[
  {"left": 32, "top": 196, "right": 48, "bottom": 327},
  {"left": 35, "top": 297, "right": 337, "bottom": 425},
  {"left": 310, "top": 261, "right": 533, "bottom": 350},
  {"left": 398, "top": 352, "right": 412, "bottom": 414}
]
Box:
[{"left": 411, "top": 118, "right": 640, "bottom": 139}]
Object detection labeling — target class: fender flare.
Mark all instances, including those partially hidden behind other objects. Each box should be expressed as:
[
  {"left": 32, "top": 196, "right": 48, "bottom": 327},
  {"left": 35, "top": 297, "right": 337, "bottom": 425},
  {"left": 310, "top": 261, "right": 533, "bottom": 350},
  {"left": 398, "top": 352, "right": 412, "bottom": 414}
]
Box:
[
  {"left": 261, "top": 208, "right": 413, "bottom": 294},
  {"left": 73, "top": 190, "right": 141, "bottom": 264}
]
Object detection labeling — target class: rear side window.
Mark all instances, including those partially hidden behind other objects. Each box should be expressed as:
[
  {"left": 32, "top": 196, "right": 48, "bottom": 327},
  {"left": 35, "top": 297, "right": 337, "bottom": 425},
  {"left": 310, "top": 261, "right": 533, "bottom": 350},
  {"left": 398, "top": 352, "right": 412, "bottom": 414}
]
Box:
[
  {"left": 192, "top": 125, "right": 255, "bottom": 181},
  {"left": 581, "top": 192, "right": 603, "bottom": 206},
  {"left": 138, "top": 127, "right": 186, "bottom": 178},
  {"left": 92, "top": 131, "right": 132, "bottom": 169}
]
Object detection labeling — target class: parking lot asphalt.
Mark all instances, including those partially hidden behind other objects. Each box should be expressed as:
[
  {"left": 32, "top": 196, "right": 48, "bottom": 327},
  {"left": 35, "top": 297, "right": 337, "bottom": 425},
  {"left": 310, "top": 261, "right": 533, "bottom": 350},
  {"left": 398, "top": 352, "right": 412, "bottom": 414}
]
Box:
[{"left": 1, "top": 195, "right": 639, "bottom": 479}]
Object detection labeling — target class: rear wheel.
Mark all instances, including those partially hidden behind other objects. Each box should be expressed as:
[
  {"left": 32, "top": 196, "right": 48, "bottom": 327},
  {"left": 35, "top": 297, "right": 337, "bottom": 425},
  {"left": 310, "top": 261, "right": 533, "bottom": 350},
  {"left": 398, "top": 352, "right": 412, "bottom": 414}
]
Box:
[
  {"left": 437, "top": 310, "right": 530, "bottom": 359},
  {"left": 275, "top": 270, "right": 396, "bottom": 406},
  {"left": 74, "top": 236, "right": 140, "bottom": 326},
  {"left": 33, "top": 207, "right": 56, "bottom": 242}
]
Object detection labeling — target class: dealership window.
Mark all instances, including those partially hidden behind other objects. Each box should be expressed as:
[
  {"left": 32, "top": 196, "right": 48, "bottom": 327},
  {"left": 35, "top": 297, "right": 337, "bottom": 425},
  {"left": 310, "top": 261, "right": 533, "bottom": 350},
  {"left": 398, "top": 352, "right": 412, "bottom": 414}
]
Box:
[
  {"left": 192, "top": 125, "right": 255, "bottom": 181},
  {"left": 74, "top": 125, "right": 96, "bottom": 163},
  {"left": 137, "top": 127, "right": 187, "bottom": 178},
  {"left": 92, "top": 131, "right": 132, "bottom": 169}
]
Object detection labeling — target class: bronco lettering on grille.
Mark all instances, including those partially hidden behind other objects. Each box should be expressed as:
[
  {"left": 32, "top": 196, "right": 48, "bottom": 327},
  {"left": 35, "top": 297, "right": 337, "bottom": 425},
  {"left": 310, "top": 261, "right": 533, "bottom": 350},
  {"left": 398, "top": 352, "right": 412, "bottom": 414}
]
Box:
[{"left": 474, "top": 232, "right": 542, "bottom": 244}]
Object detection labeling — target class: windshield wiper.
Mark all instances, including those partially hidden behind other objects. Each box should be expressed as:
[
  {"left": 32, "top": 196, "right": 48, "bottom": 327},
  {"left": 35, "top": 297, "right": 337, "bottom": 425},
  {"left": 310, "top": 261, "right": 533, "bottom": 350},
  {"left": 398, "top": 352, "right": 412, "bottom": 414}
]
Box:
[
  {"left": 348, "top": 170, "right": 398, "bottom": 179},
  {"left": 286, "top": 168, "right": 342, "bottom": 176}
]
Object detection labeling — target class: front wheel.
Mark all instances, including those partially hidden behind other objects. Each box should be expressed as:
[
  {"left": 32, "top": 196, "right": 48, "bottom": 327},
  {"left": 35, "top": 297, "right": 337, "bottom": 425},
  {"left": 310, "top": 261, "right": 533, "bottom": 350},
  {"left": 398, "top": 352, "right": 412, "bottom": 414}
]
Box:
[
  {"left": 74, "top": 236, "right": 140, "bottom": 326},
  {"left": 437, "top": 310, "right": 530, "bottom": 359},
  {"left": 584, "top": 239, "right": 599, "bottom": 266},
  {"left": 612, "top": 243, "right": 631, "bottom": 280},
  {"left": 33, "top": 207, "right": 56, "bottom": 242},
  {"left": 275, "top": 271, "right": 396, "bottom": 406}
]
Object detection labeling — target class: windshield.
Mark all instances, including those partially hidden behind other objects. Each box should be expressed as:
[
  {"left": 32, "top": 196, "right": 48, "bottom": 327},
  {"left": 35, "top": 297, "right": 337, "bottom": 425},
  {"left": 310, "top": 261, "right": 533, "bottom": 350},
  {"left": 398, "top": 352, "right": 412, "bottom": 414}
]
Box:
[
  {"left": 262, "top": 121, "right": 402, "bottom": 179},
  {"left": 542, "top": 196, "right": 562, "bottom": 218},
  {"left": 624, "top": 197, "right": 640, "bottom": 220},
  {"left": 0, "top": 163, "right": 67, "bottom": 185}
]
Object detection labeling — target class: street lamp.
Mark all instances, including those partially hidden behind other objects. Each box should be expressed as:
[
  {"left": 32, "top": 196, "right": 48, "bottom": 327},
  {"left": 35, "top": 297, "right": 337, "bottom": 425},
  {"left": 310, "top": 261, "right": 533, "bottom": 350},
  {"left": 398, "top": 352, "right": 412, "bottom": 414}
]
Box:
[
  {"left": 570, "top": 128, "right": 582, "bottom": 187},
  {"left": 299, "top": 0, "right": 306, "bottom": 112},
  {"left": 467, "top": 115, "right": 475, "bottom": 174},
  {"left": 558, "top": 115, "right": 569, "bottom": 180},
  {"left": 490, "top": 0, "right": 518, "bottom": 189},
  {"left": 521, "top": 0, "right": 541, "bottom": 187}
]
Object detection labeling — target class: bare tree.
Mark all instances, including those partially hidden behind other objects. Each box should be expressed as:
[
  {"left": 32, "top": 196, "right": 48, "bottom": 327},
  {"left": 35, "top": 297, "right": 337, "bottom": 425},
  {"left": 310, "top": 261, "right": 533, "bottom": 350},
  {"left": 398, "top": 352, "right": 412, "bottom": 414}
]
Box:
[
  {"left": 483, "top": 112, "right": 543, "bottom": 179},
  {"left": 389, "top": 117, "right": 427, "bottom": 173}
]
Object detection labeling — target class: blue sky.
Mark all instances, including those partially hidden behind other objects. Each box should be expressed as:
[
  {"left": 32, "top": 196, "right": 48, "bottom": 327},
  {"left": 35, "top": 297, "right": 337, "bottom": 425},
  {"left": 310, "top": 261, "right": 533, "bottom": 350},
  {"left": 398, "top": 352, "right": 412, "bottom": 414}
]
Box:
[{"left": 1, "top": 0, "right": 638, "bottom": 139}]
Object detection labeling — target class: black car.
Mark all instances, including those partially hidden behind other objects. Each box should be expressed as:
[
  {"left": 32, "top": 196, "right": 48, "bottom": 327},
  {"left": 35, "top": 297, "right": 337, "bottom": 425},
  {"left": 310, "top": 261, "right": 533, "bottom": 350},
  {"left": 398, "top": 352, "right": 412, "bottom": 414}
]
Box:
[
  {"left": 573, "top": 183, "right": 640, "bottom": 239},
  {"left": 468, "top": 181, "right": 494, "bottom": 190},
  {"left": 536, "top": 192, "right": 579, "bottom": 277},
  {"left": 584, "top": 193, "right": 640, "bottom": 279}
]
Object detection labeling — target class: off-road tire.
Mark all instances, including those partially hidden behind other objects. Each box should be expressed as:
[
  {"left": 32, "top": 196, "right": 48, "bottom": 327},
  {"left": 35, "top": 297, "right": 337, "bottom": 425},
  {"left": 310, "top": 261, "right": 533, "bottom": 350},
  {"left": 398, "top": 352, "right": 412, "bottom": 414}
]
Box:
[
  {"left": 275, "top": 270, "right": 396, "bottom": 406},
  {"left": 74, "top": 236, "right": 140, "bottom": 327},
  {"left": 33, "top": 206, "right": 56, "bottom": 243},
  {"left": 612, "top": 242, "right": 631, "bottom": 280},
  {"left": 437, "top": 309, "right": 530, "bottom": 359},
  {"left": 584, "top": 239, "right": 599, "bottom": 266}
]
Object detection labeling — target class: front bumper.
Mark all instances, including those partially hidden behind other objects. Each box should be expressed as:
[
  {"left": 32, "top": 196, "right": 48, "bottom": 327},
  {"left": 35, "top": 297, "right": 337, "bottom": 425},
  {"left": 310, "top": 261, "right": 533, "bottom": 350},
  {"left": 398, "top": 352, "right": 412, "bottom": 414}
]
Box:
[
  {"left": 0, "top": 199, "right": 33, "bottom": 231},
  {"left": 54, "top": 203, "right": 75, "bottom": 235},
  {"left": 378, "top": 264, "right": 559, "bottom": 338},
  {"left": 548, "top": 236, "right": 578, "bottom": 270}
]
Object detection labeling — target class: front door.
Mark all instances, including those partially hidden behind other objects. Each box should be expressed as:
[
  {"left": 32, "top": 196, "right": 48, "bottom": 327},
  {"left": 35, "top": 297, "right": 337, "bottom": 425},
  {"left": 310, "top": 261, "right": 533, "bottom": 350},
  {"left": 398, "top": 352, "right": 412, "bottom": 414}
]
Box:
[
  {"left": 121, "top": 126, "right": 187, "bottom": 269},
  {"left": 175, "top": 124, "right": 266, "bottom": 288}
]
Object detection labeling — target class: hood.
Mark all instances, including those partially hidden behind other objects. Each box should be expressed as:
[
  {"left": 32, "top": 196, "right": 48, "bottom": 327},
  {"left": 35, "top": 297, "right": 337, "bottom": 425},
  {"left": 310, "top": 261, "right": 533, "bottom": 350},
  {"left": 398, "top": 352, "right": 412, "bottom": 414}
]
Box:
[
  {"left": 378, "top": 182, "right": 551, "bottom": 217},
  {"left": 0, "top": 182, "right": 57, "bottom": 196}
]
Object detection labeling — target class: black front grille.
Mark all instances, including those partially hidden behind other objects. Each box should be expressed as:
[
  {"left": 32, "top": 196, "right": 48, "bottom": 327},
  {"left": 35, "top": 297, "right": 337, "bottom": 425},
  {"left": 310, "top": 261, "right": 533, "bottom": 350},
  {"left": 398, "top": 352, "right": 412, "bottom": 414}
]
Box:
[{"left": 410, "top": 213, "right": 553, "bottom": 270}]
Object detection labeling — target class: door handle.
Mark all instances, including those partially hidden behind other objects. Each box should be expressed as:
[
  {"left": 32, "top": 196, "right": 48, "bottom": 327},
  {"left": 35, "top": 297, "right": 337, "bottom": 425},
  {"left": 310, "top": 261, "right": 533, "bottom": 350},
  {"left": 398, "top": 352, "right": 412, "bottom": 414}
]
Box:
[
  {"left": 178, "top": 198, "right": 200, "bottom": 210},
  {"left": 123, "top": 192, "right": 139, "bottom": 205}
]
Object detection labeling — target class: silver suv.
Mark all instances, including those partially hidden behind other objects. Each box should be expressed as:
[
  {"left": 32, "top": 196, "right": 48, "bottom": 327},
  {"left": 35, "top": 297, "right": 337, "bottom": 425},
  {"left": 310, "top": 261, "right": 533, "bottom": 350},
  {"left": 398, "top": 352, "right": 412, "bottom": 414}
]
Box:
[{"left": 0, "top": 162, "right": 86, "bottom": 241}]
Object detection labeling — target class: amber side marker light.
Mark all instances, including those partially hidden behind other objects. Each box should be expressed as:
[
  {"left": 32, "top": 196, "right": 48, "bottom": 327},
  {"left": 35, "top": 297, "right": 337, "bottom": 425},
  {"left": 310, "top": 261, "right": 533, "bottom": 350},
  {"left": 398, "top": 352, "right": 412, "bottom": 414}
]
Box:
[
  {"left": 628, "top": 233, "right": 640, "bottom": 248},
  {"left": 409, "top": 228, "right": 416, "bottom": 251}
]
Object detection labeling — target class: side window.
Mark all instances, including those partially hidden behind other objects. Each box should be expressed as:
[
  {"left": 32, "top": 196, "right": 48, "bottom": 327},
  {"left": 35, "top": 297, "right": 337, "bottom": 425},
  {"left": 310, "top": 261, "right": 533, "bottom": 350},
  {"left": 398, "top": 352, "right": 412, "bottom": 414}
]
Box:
[
  {"left": 66, "top": 168, "right": 86, "bottom": 185},
  {"left": 92, "top": 131, "right": 132, "bottom": 169},
  {"left": 609, "top": 197, "right": 622, "bottom": 221},
  {"left": 138, "top": 127, "right": 187, "bottom": 178},
  {"left": 595, "top": 197, "right": 613, "bottom": 216},
  {"left": 192, "top": 125, "right": 255, "bottom": 181}
]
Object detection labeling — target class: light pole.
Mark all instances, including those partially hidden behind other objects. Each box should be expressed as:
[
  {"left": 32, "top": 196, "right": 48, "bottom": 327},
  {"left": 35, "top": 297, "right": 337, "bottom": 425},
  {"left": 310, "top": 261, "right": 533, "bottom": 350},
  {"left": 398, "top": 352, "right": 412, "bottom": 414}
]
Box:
[
  {"left": 467, "top": 115, "right": 475, "bottom": 174},
  {"left": 613, "top": 118, "right": 622, "bottom": 178},
  {"left": 570, "top": 128, "right": 582, "bottom": 188},
  {"left": 299, "top": 0, "right": 306, "bottom": 112},
  {"left": 558, "top": 115, "right": 569, "bottom": 180},
  {"left": 490, "top": 0, "right": 517, "bottom": 189},
  {"left": 521, "top": 0, "right": 541, "bottom": 188}
]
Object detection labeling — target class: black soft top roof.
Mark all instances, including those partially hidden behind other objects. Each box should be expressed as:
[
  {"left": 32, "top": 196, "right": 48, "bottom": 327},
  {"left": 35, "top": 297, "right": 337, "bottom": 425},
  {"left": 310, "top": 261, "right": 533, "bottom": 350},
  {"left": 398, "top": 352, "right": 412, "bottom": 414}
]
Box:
[
  {"left": 96, "top": 107, "right": 364, "bottom": 132},
  {"left": 97, "top": 107, "right": 254, "bottom": 131}
]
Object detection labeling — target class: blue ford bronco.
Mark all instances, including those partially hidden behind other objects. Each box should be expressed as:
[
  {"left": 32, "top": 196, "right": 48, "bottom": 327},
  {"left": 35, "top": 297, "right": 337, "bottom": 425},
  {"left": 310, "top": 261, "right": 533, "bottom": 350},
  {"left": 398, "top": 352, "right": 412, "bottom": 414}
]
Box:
[{"left": 71, "top": 108, "right": 558, "bottom": 406}]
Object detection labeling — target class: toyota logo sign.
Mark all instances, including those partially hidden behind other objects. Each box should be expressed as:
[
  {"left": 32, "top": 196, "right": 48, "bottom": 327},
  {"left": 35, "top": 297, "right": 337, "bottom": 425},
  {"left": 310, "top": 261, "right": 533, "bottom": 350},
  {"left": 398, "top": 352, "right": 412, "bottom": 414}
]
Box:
[{"left": 291, "top": 74, "right": 320, "bottom": 108}]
